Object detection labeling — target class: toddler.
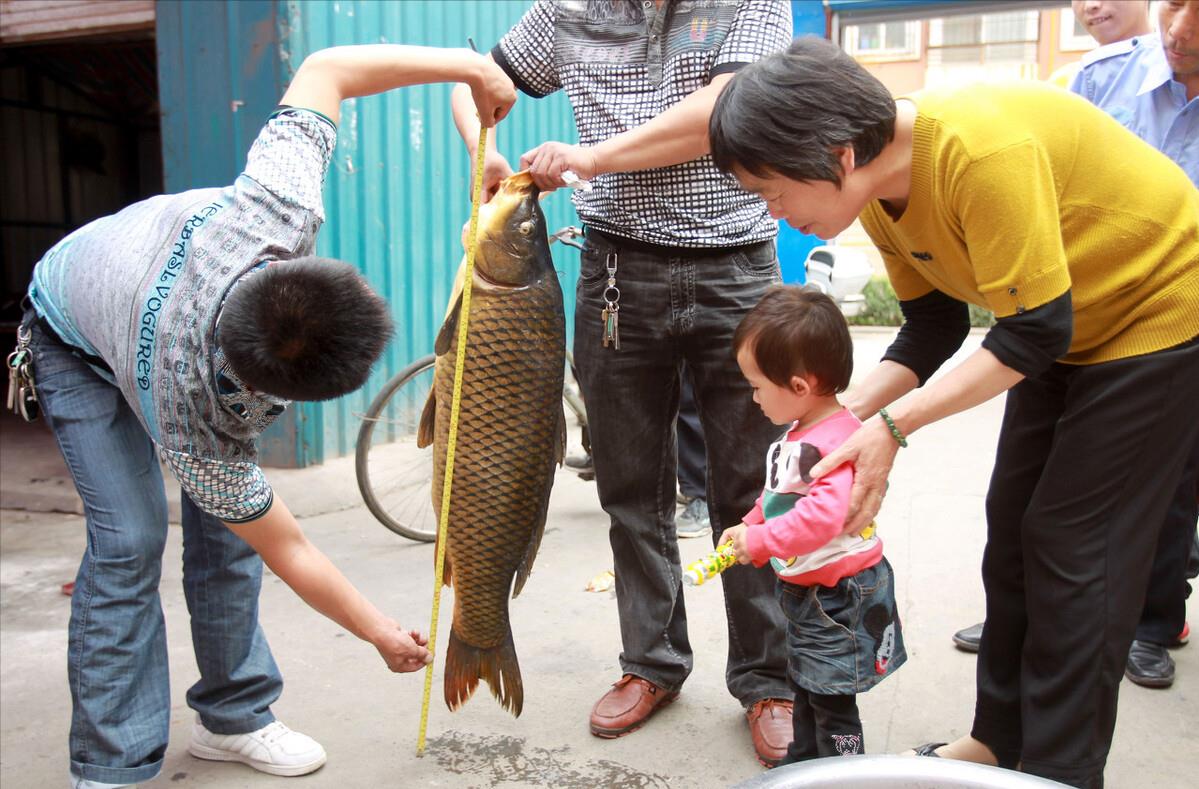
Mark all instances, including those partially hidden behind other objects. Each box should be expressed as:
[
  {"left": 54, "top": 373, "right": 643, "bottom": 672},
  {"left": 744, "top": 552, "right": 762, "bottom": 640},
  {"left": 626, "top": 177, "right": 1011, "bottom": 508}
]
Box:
[{"left": 721, "top": 285, "right": 906, "bottom": 763}]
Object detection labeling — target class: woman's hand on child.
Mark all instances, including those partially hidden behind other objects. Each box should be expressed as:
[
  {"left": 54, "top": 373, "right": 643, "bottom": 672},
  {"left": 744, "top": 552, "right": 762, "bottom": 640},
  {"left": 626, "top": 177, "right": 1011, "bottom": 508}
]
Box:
[
  {"left": 719, "top": 524, "right": 754, "bottom": 565},
  {"left": 809, "top": 416, "right": 898, "bottom": 536}
]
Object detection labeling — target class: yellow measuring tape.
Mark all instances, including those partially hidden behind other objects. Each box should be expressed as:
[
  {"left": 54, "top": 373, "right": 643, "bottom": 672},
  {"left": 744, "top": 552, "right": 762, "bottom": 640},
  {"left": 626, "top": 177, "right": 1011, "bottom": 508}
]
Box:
[{"left": 415, "top": 125, "right": 489, "bottom": 756}]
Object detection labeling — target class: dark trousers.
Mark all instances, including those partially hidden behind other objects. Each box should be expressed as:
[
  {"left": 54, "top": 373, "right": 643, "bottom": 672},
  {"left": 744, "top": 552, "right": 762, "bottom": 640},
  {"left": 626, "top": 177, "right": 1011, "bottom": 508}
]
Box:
[
  {"left": 1135, "top": 435, "right": 1199, "bottom": 644},
  {"left": 780, "top": 686, "right": 862, "bottom": 763},
  {"left": 677, "top": 363, "right": 708, "bottom": 501},
  {"left": 573, "top": 230, "right": 790, "bottom": 704},
  {"left": 973, "top": 336, "right": 1199, "bottom": 788}
]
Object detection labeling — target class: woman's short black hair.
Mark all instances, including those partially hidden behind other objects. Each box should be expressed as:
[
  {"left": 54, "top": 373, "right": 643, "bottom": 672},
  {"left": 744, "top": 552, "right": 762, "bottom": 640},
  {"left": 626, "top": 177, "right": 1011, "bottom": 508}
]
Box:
[
  {"left": 734, "top": 285, "right": 852, "bottom": 395},
  {"left": 219, "top": 257, "right": 393, "bottom": 401},
  {"left": 710, "top": 36, "right": 897, "bottom": 186}
]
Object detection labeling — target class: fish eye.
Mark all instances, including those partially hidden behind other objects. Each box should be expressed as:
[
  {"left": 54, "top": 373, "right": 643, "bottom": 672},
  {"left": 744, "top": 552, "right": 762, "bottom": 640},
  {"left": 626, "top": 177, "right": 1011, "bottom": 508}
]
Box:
[{"left": 518, "top": 221, "right": 534, "bottom": 236}]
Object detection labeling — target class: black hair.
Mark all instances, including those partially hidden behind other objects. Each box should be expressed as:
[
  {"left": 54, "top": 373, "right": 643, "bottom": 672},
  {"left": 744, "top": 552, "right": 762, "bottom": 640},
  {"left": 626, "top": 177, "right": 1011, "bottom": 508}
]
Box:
[
  {"left": 733, "top": 285, "right": 852, "bottom": 395},
  {"left": 219, "top": 257, "right": 394, "bottom": 401},
  {"left": 710, "top": 36, "right": 897, "bottom": 187}
]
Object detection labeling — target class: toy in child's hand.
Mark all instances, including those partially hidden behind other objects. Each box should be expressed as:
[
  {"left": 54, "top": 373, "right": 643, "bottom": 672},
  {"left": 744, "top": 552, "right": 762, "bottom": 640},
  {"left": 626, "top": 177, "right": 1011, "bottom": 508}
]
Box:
[
  {"left": 683, "top": 542, "right": 739, "bottom": 587},
  {"left": 686, "top": 522, "right": 879, "bottom": 586}
]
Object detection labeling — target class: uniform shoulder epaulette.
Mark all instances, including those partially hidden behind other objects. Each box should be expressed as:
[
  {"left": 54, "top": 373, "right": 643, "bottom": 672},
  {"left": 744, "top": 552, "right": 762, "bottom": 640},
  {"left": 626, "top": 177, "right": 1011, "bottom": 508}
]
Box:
[{"left": 1079, "top": 36, "right": 1141, "bottom": 68}]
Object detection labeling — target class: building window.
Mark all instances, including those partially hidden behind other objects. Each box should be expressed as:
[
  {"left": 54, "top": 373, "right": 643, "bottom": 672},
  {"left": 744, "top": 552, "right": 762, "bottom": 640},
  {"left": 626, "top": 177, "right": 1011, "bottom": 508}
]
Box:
[
  {"left": 926, "top": 9, "right": 1040, "bottom": 86},
  {"left": 842, "top": 20, "right": 922, "bottom": 62},
  {"left": 1059, "top": 8, "right": 1094, "bottom": 51}
]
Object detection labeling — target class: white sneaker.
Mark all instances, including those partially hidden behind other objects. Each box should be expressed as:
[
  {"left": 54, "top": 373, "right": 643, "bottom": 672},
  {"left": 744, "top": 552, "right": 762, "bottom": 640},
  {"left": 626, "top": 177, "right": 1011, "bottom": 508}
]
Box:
[
  {"left": 69, "top": 774, "right": 131, "bottom": 789},
  {"left": 188, "top": 718, "right": 327, "bottom": 777}
]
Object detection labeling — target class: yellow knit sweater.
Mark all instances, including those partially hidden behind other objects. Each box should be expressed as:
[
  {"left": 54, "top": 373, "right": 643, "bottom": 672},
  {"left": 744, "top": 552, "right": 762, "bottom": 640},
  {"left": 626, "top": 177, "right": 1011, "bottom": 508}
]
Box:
[{"left": 861, "top": 81, "right": 1199, "bottom": 365}]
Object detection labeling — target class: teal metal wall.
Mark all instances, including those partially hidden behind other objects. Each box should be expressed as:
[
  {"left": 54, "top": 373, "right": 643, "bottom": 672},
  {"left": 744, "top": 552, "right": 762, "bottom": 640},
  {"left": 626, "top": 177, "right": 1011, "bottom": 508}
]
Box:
[
  {"left": 158, "top": 0, "right": 284, "bottom": 193},
  {"left": 280, "top": 0, "right": 581, "bottom": 462}
]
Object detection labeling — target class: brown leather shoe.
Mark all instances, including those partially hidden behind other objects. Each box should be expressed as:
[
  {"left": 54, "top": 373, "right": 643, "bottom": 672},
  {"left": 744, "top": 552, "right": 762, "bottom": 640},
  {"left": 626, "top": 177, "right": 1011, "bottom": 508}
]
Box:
[
  {"left": 747, "top": 698, "right": 793, "bottom": 767},
  {"left": 589, "top": 674, "right": 678, "bottom": 738}
]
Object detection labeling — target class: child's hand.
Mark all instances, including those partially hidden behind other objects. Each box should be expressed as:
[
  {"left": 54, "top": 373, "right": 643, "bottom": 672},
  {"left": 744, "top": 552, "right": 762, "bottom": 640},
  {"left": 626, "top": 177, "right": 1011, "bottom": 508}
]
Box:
[
  {"left": 373, "top": 622, "right": 433, "bottom": 673},
  {"left": 719, "top": 523, "right": 754, "bottom": 565}
]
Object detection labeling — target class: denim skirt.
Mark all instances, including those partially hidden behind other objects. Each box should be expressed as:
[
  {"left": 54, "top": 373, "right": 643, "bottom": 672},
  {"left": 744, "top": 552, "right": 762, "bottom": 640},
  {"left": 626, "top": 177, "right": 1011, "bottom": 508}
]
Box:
[{"left": 775, "top": 557, "right": 907, "bottom": 695}]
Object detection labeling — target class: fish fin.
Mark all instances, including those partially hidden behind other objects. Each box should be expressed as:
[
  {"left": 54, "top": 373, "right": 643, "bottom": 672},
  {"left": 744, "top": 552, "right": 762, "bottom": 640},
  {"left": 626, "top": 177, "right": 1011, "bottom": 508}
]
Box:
[
  {"left": 512, "top": 458, "right": 554, "bottom": 599},
  {"left": 444, "top": 627, "right": 523, "bottom": 717},
  {"left": 555, "top": 404, "right": 566, "bottom": 467},
  {"left": 428, "top": 487, "right": 452, "bottom": 587},
  {"left": 434, "top": 292, "right": 463, "bottom": 357},
  {"left": 417, "top": 387, "right": 437, "bottom": 448},
  {"left": 431, "top": 514, "right": 453, "bottom": 586},
  {"left": 513, "top": 408, "right": 563, "bottom": 596}
]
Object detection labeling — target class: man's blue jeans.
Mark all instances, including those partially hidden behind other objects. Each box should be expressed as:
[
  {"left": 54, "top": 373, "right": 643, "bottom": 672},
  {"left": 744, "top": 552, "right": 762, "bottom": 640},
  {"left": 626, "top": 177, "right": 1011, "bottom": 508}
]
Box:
[
  {"left": 27, "top": 315, "right": 282, "bottom": 785},
  {"left": 573, "top": 231, "right": 791, "bottom": 705}
]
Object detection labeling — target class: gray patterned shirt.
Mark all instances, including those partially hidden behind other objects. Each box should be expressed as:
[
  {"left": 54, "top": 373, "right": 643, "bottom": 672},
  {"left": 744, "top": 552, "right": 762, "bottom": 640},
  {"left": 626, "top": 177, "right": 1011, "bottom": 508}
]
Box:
[
  {"left": 29, "top": 108, "right": 336, "bottom": 522},
  {"left": 495, "top": 0, "right": 792, "bottom": 248}
]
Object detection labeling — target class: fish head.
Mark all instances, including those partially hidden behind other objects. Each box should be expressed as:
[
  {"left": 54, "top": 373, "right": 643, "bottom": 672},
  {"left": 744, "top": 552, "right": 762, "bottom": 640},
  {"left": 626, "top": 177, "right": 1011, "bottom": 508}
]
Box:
[{"left": 473, "top": 171, "right": 551, "bottom": 288}]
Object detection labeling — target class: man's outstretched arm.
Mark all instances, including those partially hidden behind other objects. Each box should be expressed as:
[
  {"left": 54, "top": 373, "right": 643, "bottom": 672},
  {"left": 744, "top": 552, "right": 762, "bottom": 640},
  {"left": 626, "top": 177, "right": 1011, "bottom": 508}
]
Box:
[
  {"left": 226, "top": 496, "right": 432, "bottom": 673},
  {"left": 281, "top": 44, "right": 515, "bottom": 126}
]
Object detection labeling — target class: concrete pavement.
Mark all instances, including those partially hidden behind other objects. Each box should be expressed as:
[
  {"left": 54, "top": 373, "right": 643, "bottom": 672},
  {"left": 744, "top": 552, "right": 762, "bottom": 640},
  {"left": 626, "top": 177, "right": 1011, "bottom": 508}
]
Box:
[{"left": 1, "top": 329, "right": 1195, "bottom": 788}]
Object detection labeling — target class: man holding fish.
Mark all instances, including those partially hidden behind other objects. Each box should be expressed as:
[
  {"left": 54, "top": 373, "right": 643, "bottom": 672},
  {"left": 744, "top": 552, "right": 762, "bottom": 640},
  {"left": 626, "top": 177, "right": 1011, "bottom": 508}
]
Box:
[{"left": 451, "top": 0, "right": 797, "bottom": 766}]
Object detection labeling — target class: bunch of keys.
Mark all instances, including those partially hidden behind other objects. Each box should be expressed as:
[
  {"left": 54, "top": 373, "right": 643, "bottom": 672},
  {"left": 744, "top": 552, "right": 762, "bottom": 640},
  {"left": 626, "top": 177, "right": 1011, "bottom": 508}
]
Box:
[
  {"left": 7, "top": 325, "right": 39, "bottom": 422},
  {"left": 600, "top": 251, "right": 620, "bottom": 350}
]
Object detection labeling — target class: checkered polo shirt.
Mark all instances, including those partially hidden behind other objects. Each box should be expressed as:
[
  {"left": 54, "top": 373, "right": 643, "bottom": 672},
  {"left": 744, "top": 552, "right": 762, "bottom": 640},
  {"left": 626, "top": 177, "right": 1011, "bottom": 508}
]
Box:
[{"left": 495, "top": 0, "right": 791, "bottom": 249}]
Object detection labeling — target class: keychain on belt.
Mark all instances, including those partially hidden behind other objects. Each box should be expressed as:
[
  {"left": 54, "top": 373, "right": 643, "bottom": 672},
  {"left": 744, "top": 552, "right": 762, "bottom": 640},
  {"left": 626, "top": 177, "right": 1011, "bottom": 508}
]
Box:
[
  {"left": 6, "top": 323, "right": 39, "bottom": 422},
  {"left": 600, "top": 251, "right": 620, "bottom": 350}
]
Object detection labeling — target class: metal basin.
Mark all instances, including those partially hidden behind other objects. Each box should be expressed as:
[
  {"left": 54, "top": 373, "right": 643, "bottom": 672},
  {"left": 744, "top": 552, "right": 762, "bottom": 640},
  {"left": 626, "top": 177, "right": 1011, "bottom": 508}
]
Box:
[{"left": 733, "top": 755, "right": 1069, "bottom": 788}]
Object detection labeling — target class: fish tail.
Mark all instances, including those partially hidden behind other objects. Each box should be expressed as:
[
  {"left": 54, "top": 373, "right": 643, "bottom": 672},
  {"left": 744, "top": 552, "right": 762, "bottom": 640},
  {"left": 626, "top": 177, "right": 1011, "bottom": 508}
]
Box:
[{"left": 444, "top": 627, "right": 524, "bottom": 717}]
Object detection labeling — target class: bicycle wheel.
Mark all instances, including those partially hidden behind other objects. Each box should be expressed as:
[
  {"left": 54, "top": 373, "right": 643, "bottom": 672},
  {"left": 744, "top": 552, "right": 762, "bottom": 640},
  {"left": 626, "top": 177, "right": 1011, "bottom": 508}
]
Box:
[{"left": 356, "top": 355, "right": 439, "bottom": 542}]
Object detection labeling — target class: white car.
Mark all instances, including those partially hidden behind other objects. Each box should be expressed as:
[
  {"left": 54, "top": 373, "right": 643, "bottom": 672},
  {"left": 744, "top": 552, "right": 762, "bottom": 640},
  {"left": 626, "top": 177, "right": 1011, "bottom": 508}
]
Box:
[{"left": 803, "top": 245, "right": 874, "bottom": 317}]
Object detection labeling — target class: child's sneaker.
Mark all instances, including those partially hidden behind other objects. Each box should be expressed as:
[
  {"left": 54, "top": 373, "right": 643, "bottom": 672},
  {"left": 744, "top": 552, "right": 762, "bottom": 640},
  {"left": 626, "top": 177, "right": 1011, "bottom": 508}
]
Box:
[
  {"left": 1169, "top": 621, "right": 1189, "bottom": 648},
  {"left": 188, "top": 717, "right": 326, "bottom": 777}
]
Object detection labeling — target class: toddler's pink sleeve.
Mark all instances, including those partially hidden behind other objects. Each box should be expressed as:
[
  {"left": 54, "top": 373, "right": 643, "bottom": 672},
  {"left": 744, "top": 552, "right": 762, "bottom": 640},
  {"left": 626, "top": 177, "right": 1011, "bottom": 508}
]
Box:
[
  {"left": 743, "top": 493, "right": 766, "bottom": 526},
  {"left": 744, "top": 463, "right": 853, "bottom": 563}
]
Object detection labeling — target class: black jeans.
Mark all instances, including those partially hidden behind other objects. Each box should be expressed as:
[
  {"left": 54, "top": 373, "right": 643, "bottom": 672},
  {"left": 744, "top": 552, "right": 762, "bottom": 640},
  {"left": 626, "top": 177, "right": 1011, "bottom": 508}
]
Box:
[
  {"left": 779, "top": 687, "right": 862, "bottom": 764},
  {"left": 573, "top": 230, "right": 790, "bottom": 704},
  {"left": 973, "top": 335, "right": 1199, "bottom": 788},
  {"left": 1135, "top": 435, "right": 1199, "bottom": 645},
  {"left": 676, "top": 363, "right": 707, "bottom": 501}
]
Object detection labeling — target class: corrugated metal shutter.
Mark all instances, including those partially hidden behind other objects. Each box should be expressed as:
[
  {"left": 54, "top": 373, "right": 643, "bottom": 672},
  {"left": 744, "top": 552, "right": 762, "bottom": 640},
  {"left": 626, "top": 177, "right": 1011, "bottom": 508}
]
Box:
[
  {"left": 0, "top": 0, "right": 154, "bottom": 44},
  {"left": 280, "top": 0, "right": 582, "bottom": 460}
]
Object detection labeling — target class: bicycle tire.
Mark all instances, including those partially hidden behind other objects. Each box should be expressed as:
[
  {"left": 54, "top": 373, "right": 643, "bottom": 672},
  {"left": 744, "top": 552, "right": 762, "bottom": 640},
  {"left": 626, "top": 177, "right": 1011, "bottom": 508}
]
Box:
[
  {"left": 356, "top": 354, "right": 592, "bottom": 542},
  {"left": 355, "top": 354, "right": 439, "bottom": 542}
]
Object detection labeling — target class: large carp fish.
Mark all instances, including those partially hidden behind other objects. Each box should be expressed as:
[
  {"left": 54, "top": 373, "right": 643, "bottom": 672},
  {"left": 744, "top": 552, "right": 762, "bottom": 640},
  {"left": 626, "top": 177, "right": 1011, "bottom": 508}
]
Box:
[{"left": 417, "top": 171, "right": 565, "bottom": 717}]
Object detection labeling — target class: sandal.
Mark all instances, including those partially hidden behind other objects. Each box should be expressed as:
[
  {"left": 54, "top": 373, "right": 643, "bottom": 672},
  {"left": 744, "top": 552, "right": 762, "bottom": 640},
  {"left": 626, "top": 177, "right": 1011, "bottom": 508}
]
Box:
[{"left": 913, "top": 742, "right": 947, "bottom": 757}]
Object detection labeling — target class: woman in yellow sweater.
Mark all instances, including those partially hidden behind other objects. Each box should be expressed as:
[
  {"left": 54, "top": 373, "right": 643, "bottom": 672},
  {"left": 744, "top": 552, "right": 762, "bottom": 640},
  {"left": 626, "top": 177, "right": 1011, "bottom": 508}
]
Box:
[{"left": 708, "top": 36, "right": 1199, "bottom": 789}]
